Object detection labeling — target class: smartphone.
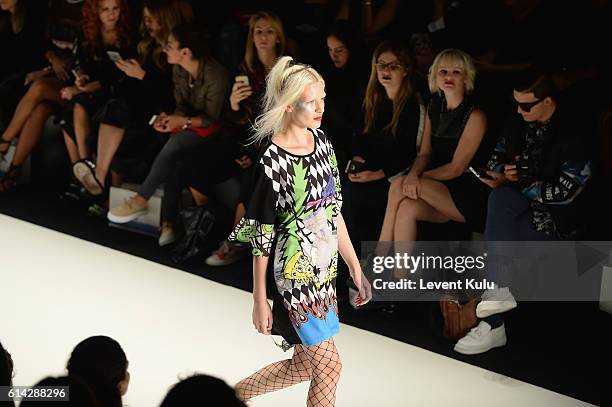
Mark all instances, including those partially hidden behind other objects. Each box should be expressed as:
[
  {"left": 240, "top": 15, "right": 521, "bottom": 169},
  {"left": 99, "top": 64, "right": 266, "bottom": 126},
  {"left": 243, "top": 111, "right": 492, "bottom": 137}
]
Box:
[
  {"left": 468, "top": 166, "right": 494, "bottom": 180},
  {"left": 106, "top": 51, "right": 122, "bottom": 62},
  {"left": 345, "top": 159, "right": 366, "bottom": 174},
  {"left": 148, "top": 114, "right": 158, "bottom": 126},
  {"left": 235, "top": 75, "right": 249, "bottom": 87}
]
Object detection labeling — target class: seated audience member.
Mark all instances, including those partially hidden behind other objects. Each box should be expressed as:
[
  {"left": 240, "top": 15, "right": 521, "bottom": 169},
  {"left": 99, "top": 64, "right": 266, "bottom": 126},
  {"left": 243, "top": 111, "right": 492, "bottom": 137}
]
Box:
[
  {"left": 347, "top": 40, "right": 425, "bottom": 248},
  {"left": 454, "top": 71, "right": 593, "bottom": 355},
  {"left": 66, "top": 335, "right": 130, "bottom": 407},
  {"left": 59, "top": 0, "right": 134, "bottom": 184},
  {"left": 205, "top": 10, "right": 286, "bottom": 264},
  {"left": 0, "top": 0, "right": 47, "bottom": 131},
  {"left": 0, "top": 0, "right": 83, "bottom": 192},
  {"left": 71, "top": 0, "right": 192, "bottom": 197},
  {"left": 1, "top": 341, "right": 15, "bottom": 407},
  {"left": 160, "top": 374, "right": 246, "bottom": 407},
  {"left": 107, "top": 24, "right": 230, "bottom": 233},
  {"left": 320, "top": 19, "right": 367, "bottom": 172},
  {"left": 20, "top": 375, "right": 98, "bottom": 407},
  {"left": 377, "top": 48, "right": 489, "bottom": 270}
]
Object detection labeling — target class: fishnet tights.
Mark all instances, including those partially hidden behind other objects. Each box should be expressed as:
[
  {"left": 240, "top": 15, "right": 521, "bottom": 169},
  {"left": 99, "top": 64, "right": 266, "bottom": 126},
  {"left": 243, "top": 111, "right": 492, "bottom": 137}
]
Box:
[{"left": 236, "top": 339, "right": 342, "bottom": 406}]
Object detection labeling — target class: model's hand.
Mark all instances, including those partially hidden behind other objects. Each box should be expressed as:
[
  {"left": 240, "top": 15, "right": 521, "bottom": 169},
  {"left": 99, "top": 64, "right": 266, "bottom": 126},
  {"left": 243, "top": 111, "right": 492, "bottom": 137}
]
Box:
[
  {"left": 253, "top": 299, "right": 273, "bottom": 335},
  {"left": 402, "top": 173, "right": 420, "bottom": 199},
  {"left": 356, "top": 273, "right": 373, "bottom": 306}
]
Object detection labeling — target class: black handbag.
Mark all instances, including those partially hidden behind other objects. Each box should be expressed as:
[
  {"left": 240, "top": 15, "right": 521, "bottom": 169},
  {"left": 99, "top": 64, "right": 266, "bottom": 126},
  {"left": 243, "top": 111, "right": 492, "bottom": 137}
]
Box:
[{"left": 171, "top": 206, "right": 215, "bottom": 264}]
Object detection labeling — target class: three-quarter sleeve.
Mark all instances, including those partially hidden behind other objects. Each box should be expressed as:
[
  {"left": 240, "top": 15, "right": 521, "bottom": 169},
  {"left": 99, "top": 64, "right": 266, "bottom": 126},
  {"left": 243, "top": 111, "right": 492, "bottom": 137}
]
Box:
[{"left": 228, "top": 159, "right": 278, "bottom": 256}]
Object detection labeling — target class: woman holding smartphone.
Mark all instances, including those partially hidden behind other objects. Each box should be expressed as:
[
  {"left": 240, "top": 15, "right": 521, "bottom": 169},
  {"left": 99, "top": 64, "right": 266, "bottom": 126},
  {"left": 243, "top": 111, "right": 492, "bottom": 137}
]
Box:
[
  {"left": 205, "top": 10, "right": 286, "bottom": 264},
  {"left": 59, "top": 0, "right": 133, "bottom": 177},
  {"left": 107, "top": 24, "right": 229, "bottom": 224},
  {"left": 228, "top": 56, "right": 372, "bottom": 406},
  {"left": 72, "top": 0, "right": 192, "bottom": 198}
]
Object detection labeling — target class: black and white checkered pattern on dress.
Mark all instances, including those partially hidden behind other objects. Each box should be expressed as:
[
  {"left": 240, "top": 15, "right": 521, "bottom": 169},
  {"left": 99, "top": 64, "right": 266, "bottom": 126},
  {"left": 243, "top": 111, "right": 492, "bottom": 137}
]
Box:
[
  {"left": 282, "top": 279, "right": 336, "bottom": 310},
  {"left": 260, "top": 144, "right": 296, "bottom": 210},
  {"left": 304, "top": 135, "right": 334, "bottom": 203},
  {"left": 258, "top": 130, "right": 336, "bottom": 212}
]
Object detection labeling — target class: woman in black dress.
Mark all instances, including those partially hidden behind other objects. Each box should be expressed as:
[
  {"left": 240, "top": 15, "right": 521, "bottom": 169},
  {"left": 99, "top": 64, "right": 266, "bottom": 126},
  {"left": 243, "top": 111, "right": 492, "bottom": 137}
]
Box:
[{"left": 378, "top": 49, "right": 490, "bottom": 268}]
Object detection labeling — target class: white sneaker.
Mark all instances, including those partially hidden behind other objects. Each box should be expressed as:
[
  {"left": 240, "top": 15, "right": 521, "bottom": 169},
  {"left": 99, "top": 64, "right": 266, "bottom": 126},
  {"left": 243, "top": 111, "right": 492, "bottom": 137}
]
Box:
[
  {"left": 158, "top": 224, "right": 178, "bottom": 247},
  {"left": 454, "top": 321, "right": 507, "bottom": 355},
  {"left": 476, "top": 287, "right": 517, "bottom": 318},
  {"left": 107, "top": 197, "right": 148, "bottom": 224}
]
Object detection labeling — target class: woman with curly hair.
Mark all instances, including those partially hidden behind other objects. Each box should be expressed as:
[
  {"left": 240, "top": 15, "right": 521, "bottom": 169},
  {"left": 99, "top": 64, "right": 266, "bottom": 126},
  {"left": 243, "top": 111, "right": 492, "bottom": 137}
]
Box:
[
  {"left": 59, "top": 0, "right": 134, "bottom": 190},
  {"left": 73, "top": 0, "right": 193, "bottom": 198}
]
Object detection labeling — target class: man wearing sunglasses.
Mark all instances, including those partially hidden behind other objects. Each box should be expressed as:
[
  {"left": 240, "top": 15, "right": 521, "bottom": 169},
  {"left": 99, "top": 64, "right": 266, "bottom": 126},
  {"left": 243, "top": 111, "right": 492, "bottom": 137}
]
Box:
[{"left": 453, "top": 71, "right": 593, "bottom": 355}]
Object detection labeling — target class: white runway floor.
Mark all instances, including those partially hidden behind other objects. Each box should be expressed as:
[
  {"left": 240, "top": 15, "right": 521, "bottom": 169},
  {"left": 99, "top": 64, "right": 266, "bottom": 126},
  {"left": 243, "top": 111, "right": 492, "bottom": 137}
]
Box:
[{"left": 0, "top": 214, "right": 594, "bottom": 406}]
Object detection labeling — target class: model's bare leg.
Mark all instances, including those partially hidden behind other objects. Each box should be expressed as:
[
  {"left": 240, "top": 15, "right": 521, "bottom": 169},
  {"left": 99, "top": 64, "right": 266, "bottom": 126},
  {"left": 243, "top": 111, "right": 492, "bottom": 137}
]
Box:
[
  {"left": 10, "top": 102, "right": 54, "bottom": 167},
  {"left": 235, "top": 344, "right": 313, "bottom": 401},
  {"left": 1, "top": 78, "right": 62, "bottom": 143},
  {"left": 73, "top": 103, "right": 91, "bottom": 160},
  {"left": 95, "top": 123, "right": 125, "bottom": 187}
]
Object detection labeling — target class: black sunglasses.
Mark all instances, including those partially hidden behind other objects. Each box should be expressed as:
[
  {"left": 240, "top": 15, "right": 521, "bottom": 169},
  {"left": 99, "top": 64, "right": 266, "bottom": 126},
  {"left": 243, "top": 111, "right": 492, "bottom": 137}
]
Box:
[{"left": 514, "top": 97, "right": 545, "bottom": 112}]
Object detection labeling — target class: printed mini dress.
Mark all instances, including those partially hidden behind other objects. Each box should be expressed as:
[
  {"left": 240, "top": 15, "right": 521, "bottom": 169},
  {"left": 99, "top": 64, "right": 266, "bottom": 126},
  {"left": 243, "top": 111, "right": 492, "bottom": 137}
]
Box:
[{"left": 229, "top": 128, "right": 342, "bottom": 347}]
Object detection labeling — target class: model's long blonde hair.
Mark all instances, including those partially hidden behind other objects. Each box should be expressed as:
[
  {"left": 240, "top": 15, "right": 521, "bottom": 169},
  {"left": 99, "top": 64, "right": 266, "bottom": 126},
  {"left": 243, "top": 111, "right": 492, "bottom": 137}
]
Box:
[{"left": 251, "top": 56, "right": 324, "bottom": 144}]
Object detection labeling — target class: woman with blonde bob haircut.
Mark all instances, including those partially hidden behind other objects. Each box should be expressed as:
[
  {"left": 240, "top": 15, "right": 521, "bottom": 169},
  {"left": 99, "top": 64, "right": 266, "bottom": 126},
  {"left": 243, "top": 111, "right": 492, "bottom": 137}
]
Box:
[
  {"left": 378, "top": 48, "right": 491, "bottom": 263},
  {"left": 229, "top": 56, "right": 372, "bottom": 406}
]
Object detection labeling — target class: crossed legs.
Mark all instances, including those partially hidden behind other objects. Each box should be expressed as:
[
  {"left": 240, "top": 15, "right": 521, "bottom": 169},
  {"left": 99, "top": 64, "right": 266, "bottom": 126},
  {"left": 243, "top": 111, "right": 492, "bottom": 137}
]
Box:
[{"left": 1, "top": 78, "right": 62, "bottom": 148}]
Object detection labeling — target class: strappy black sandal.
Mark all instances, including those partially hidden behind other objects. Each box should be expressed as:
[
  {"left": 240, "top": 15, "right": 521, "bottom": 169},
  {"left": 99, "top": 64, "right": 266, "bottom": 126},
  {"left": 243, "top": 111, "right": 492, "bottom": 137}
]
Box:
[{"left": 0, "top": 164, "right": 21, "bottom": 193}]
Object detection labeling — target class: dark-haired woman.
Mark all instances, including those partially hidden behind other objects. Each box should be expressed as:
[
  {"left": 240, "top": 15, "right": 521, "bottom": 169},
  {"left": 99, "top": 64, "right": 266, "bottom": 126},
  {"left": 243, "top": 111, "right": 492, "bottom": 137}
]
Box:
[
  {"left": 108, "top": 24, "right": 229, "bottom": 224},
  {"left": 0, "top": 0, "right": 82, "bottom": 192},
  {"left": 67, "top": 336, "right": 130, "bottom": 407},
  {"left": 0, "top": 0, "right": 46, "bottom": 131}
]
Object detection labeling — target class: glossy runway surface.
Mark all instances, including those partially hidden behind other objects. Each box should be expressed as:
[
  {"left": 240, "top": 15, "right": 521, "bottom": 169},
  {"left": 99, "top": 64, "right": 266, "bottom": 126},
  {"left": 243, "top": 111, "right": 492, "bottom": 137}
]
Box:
[{"left": 0, "top": 214, "right": 593, "bottom": 406}]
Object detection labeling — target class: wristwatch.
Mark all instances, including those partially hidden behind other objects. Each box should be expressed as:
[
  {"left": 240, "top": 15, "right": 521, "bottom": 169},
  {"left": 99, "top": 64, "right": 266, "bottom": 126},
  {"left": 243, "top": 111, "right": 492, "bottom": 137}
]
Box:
[{"left": 182, "top": 117, "right": 192, "bottom": 130}]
